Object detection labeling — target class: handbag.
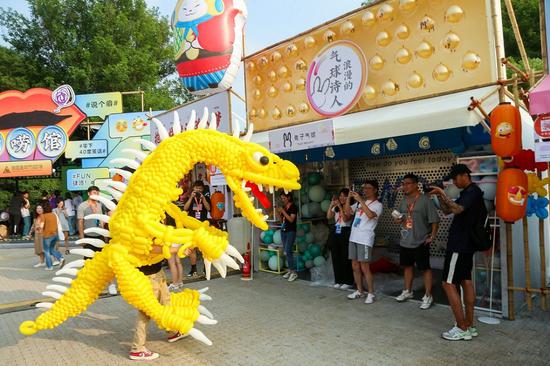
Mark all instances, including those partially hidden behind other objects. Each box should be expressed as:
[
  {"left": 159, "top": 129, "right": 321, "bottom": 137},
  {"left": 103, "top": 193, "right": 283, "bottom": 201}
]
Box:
[{"left": 54, "top": 212, "right": 65, "bottom": 241}]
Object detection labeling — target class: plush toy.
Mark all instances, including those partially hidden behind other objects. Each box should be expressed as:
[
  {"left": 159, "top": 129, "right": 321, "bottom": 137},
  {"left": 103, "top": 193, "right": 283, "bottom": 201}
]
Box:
[{"left": 504, "top": 149, "right": 548, "bottom": 172}]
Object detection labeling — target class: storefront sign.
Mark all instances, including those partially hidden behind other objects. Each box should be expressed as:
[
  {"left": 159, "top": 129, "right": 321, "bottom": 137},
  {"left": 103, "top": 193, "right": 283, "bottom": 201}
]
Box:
[
  {"left": 0, "top": 160, "right": 52, "bottom": 178},
  {"left": 306, "top": 41, "right": 366, "bottom": 118},
  {"left": 75, "top": 92, "right": 123, "bottom": 119},
  {"left": 65, "top": 140, "right": 108, "bottom": 160},
  {"left": 66, "top": 168, "right": 110, "bottom": 191},
  {"left": 208, "top": 165, "right": 227, "bottom": 186},
  {"left": 269, "top": 119, "right": 334, "bottom": 153},
  {"left": 535, "top": 114, "right": 550, "bottom": 138}
]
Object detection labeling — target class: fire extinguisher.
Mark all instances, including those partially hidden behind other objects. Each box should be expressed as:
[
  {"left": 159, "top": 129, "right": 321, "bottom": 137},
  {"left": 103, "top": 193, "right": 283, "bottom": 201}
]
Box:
[{"left": 242, "top": 242, "right": 251, "bottom": 280}]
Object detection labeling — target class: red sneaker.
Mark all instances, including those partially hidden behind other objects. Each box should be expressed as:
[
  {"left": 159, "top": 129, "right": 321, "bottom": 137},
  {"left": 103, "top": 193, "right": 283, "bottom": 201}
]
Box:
[
  {"left": 167, "top": 332, "right": 188, "bottom": 343},
  {"left": 129, "top": 350, "right": 159, "bottom": 360}
]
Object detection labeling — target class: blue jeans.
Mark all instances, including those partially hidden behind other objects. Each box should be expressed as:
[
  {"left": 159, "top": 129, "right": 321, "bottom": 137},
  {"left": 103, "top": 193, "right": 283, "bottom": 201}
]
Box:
[
  {"left": 43, "top": 235, "right": 62, "bottom": 268},
  {"left": 22, "top": 216, "right": 31, "bottom": 236},
  {"left": 67, "top": 215, "right": 76, "bottom": 235},
  {"left": 281, "top": 231, "right": 296, "bottom": 271}
]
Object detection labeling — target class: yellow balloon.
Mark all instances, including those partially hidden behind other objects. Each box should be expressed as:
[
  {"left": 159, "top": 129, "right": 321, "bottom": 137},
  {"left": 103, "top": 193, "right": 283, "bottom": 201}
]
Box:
[
  {"left": 395, "top": 24, "right": 410, "bottom": 40},
  {"left": 407, "top": 72, "right": 424, "bottom": 88},
  {"left": 267, "top": 86, "right": 278, "bottom": 98},
  {"left": 253, "top": 75, "right": 263, "bottom": 86},
  {"left": 362, "top": 85, "right": 377, "bottom": 100},
  {"left": 268, "top": 70, "right": 278, "bottom": 82},
  {"left": 433, "top": 63, "right": 452, "bottom": 81},
  {"left": 272, "top": 107, "right": 282, "bottom": 119},
  {"left": 340, "top": 20, "right": 355, "bottom": 35},
  {"left": 298, "top": 102, "right": 310, "bottom": 113},
  {"left": 381, "top": 80, "right": 399, "bottom": 96},
  {"left": 462, "top": 51, "right": 481, "bottom": 71},
  {"left": 282, "top": 82, "right": 293, "bottom": 93},
  {"left": 376, "top": 4, "right": 394, "bottom": 21},
  {"left": 270, "top": 51, "right": 282, "bottom": 63},
  {"left": 445, "top": 5, "right": 465, "bottom": 23},
  {"left": 415, "top": 40, "right": 435, "bottom": 58},
  {"left": 369, "top": 54, "right": 385, "bottom": 71},
  {"left": 376, "top": 31, "right": 392, "bottom": 47},
  {"left": 278, "top": 66, "right": 290, "bottom": 79},
  {"left": 253, "top": 89, "right": 262, "bottom": 100},
  {"left": 362, "top": 11, "right": 376, "bottom": 27},
  {"left": 304, "top": 36, "right": 316, "bottom": 49},
  {"left": 395, "top": 47, "right": 412, "bottom": 65},
  {"left": 442, "top": 32, "right": 461, "bottom": 52}
]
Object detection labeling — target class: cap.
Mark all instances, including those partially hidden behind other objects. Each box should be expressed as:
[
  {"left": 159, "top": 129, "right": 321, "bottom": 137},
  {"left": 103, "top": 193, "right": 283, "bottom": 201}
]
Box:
[{"left": 445, "top": 164, "right": 471, "bottom": 180}]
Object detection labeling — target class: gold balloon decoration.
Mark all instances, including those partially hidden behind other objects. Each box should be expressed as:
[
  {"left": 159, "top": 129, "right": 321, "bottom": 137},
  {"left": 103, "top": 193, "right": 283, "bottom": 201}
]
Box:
[
  {"left": 341, "top": 20, "right": 355, "bottom": 35},
  {"left": 304, "top": 36, "right": 316, "bottom": 49},
  {"left": 407, "top": 71, "right": 425, "bottom": 89},
  {"left": 442, "top": 31, "right": 461, "bottom": 52},
  {"left": 298, "top": 102, "right": 310, "bottom": 114},
  {"left": 395, "top": 24, "right": 410, "bottom": 40},
  {"left": 296, "top": 78, "right": 306, "bottom": 90},
  {"left": 278, "top": 66, "right": 290, "bottom": 79},
  {"left": 258, "top": 57, "right": 269, "bottom": 70},
  {"left": 258, "top": 108, "right": 267, "bottom": 119},
  {"left": 253, "top": 75, "right": 263, "bottom": 86},
  {"left": 287, "top": 105, "right": 296, "bottom": 117},
  {"left": 369, "top": 54, "right": 385, "bottom": 71},
  {"left": 395, "top": 47, "right": 412, "bottom": 65},
  {"left": 268, "top": 70, "right": 278, "bottom": 82},
  {"left": 282, "top": 82, "right": 293, "bottom": 93},
  {"left": 419, "top": 15, "right": 436, "bottom": 32},
  {"left": 362, "top": 11, "right": 376, "bottom": 27},
  {"left": 376, "top": 31, "right": 392, "bottom": 47},
  {"left": 324, "top": 30, "right": 336, "bottom": 43},
  {"left": 270, "top": 51, "right": 282, "bottom": 63},
  {"left": 253, "top": 89, "right": 262, "bottom": 100},
  {"left": 462, "top": 51, "right": 481, "bottom": 71},
  {"left": 376, "top": 4, "right": 394, "bottom": 21},
  {"left": 267, "top": 86, "right": 278, "bottom": 98},
  {"left": 415, "top": 40, "right": 435, "bottom": 58},
  {"left": 272, "top": 107, "right": 282, "bottom": 120},
  {"left": 445, "top": 5, "right": 465, "bottom": 23},
  {"left": 381, "top": 80, "right": 400, "bottom": 97},
  {"left": 432, "top": 63, "right": 452, "bottom": 81},
  {"left": 286, "top": 43, "right": 298, "bottom": 57},
  {"left": 295, "top": 59, "right": 307, "bottom": 71},
  {"left": 362, "top": 85, "right": 377, "bottom": 100},
  {"left": 248, "top": 108, "right": 257, "bottom": 119},
  {"left": 399, "top": 0, "right": 417, "bottom": 11},
  {"left": 246, "top": 62, "right": 256, "bottom": 73}
]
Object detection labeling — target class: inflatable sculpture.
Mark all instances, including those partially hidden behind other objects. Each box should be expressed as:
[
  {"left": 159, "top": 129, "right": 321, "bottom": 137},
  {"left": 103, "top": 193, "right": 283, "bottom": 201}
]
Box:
[{"left": 20, "top": 108, "right": 301, "bottom": 345}]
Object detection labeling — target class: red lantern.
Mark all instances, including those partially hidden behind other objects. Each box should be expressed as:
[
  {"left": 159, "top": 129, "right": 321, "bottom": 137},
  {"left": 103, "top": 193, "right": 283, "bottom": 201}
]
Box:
[
  {"left": 490, "top": 102, "right": 522, "bottom": 158},
  {"left": 210, "top": 191, "right": 225, "bottom": 220},
  {"left": 496, "top": 168, "right": 528, "bottom": 223}
]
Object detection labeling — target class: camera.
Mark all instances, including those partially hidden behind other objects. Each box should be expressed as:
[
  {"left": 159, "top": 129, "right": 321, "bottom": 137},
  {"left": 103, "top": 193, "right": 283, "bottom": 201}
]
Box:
[
  {"left": 423, "top": 181, "right": 444, "bottom": 192},
  {"left": 334, "top": 206, "right": 340, "bottom": 213},
  {"left": 193, "top": 191, "right": 202, "bottom": 197}
]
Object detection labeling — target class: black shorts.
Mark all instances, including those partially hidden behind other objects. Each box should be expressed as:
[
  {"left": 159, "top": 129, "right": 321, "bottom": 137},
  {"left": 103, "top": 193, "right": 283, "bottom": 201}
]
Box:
[
  {"left": 399, "top": 245, "right": 431, "bottom": 271},
  {"left": 443, "top": 252, "right": 473, "bottom": 284}
]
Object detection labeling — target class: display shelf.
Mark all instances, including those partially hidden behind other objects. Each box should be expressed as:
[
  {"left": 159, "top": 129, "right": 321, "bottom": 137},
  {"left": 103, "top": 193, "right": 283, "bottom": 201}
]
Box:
[{"left": 259, "top": 246, "right": 286, "bottom": 274}]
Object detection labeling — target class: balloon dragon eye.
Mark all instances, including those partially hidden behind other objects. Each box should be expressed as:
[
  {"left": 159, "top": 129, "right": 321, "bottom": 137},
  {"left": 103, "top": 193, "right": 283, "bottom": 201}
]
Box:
[{"left": 253, "top": 152, "right": 270, "bottom": 166}]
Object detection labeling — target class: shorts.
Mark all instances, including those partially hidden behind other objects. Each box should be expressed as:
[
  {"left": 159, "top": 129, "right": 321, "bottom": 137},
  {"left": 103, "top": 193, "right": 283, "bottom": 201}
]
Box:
[
  {"left": 348, "top": 241, "right": 373, "bottom": 262},
  {"left": 400, "top": 245, "right": 431, "bottom": 271},
  {"left": 443, "top": 251, "right": 473, "bottom": 284}
]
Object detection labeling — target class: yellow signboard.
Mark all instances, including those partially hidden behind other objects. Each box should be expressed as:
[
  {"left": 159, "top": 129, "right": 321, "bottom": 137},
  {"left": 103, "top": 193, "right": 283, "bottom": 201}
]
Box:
[{"left": 244, "top": 0, "right": 497, "bottom": 132}]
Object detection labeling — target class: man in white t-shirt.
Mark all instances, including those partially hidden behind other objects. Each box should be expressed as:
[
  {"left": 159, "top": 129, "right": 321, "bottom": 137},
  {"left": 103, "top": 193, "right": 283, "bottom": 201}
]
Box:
[{"left": 344, "top": 180, "right": 383, "bottom": 304}]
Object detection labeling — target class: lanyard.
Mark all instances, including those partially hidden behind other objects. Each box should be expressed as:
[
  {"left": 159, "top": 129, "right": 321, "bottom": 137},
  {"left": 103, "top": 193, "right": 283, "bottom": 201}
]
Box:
[
  {"left": 193, "top": 195, "right": 201, "bottom": 210},
  {"left": 282, "top": 203, "right": 292, "bottom": 222},
  {"left": 357, "top": 199, "right": 377, "bottom": 216},
  {"left": 406, "top": 193, "right": 420, "bottom": 217}
]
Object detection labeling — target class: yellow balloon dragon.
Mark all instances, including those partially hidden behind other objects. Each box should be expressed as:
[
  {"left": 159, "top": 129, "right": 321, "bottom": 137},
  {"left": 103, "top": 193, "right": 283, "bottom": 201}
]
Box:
[{"left": 20, "top": 108, "right": 301, "bottom": 346}]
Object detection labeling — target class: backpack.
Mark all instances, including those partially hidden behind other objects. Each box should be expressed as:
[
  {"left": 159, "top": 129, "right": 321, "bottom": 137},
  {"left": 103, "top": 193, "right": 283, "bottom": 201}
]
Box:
[{"left": 469, "top": 199, "right": 492, "bottom": 252}]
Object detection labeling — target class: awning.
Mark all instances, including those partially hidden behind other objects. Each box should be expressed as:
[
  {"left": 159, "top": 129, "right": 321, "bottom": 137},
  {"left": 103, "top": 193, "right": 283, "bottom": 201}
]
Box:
[
  {"left": 252, "top": 85, "right": 535, "bottom": 151},
  {"left": 529, "top": 74, "right": 550, "bottom": 115}
]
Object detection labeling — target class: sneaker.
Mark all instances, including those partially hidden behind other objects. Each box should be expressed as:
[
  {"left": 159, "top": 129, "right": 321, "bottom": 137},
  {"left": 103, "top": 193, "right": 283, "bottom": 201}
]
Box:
[
  {"left": 365, "top": 293, "right": 375, "bottom": 304},
  {"left": 167, "top": 332, "right": 189, "bottom": 343},
  {"left": 33, "top": 262, "right": 45, "bottom": 268},
  {"left": 45, "top": 267, "right": 54, "bottom": 271},
  {"left": 176, "top": 282, "right": 184, "bottom": 289},
  {"left": 339, "top": 284, "right": 352, "bottom": 290},
  {"left": 108, "top": 284, "right": 117, "bottom": 295},
  {"left": 469, "top": 326, "right": 479, "bottom": 337},
  {"left": 420, "top": 295, "right": 433, "bottom": 310},
  {"left": 347, "top": 290, "right": 365, "bottom": 300},
  {"left": 187, "top": 271, "right": 198, "bottom": 278},
  {"left": 282, "top": 271, "right": 290, "bottom": 279},
  {"left": 58, "top": 258, "right": 65, "bottom": 268},
  {"left": 129, "top": 350, "right": 159, "bottom": 361},
  {"left": 395, "top": 289, "right": 414, "bottom": 302},
  {"left": 441, "top": 326, "right": 472, "bottom": 341},
  {"left": 168, "top": 283, "right": 179, "bottom": 292},
  {"left": 52, "top": 260, "right": 60, "bottom": 266},
  {"left": 288, "top": 273, "right": 298, "bottom": 282},
  {"left": 65, "top": 250, "right": 70, "bottom": 255},
  {"left": 333, "top": 283, "right": 342, "bottom": 289}
]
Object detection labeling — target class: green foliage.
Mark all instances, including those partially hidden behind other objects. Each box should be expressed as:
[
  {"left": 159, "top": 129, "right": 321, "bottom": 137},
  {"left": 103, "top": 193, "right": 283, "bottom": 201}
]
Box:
[
  {"left": 0, "top": 0, "right": 190, "bottom": 111},
  {"left": 501, "top": 0, "right": 541, "bottom": 59},
  {"left": 0, "top": 178, "right": 62, "bottom": 211}
]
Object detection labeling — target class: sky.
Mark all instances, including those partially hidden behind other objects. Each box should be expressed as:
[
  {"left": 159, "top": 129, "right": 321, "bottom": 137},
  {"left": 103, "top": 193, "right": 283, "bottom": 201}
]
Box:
[{"left": 0, "top": 1, "right": 362, "bottom": 120}]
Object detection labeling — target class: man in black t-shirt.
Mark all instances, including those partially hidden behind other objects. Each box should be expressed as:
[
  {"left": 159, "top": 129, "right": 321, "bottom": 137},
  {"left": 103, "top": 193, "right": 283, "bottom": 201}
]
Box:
[
  {"left": 183, "top": 180, "right": 211, "bottom": 276},
  {"left": 430, "top": 164, "right": 483, "bottom": 341}
]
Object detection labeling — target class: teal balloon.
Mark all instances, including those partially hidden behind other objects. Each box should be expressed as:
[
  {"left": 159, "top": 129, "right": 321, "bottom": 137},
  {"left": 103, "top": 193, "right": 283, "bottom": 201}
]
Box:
[
  {"left": 305, "top": 232, "right": 314, "bottom": 243},
  {"left": 308, "top": 185, "right": 326, "bottom": 203},
  {"left": 268, "top": 250, "right": 276, "bottom": 257},
  {"left": 301, "top": 224, "right": 310, "bottom": 233},
  {"left": 308, "top": 202, "right": 322, "bottom": 217},
  {"left": 300, "top": 189, "right": 309, "bottom": 204},
  {"left": 298, "top": 241, "right": 308, "bottom": 253},
  {"left": 260, "top": 251, "right": 270, "bottom": 262},
  {"left": 262, "top": 233, "right": 273, "bottom": 244},
  {"left": 308, "top": 243, "right": 321, "bottom": 257},
  {"left": 305, "top": 260, "right": 314, "bottom": 269},
  {"left": 301, "top": 203, "right": 311, "bottom": 218},
  {"left": 320, "top": 200, "right": 331, "bottom": 212},
  {"left": 308, "top": 172, "right": 321, "bottom": 185},
  {"left": 268, "top": 255, "right": 282, "bottom": 271},
  {"left": 313, "top": 256, "right": 326, "bottom": 267},
  {"left": 297, "top": 236, "right": 306, "bottom": 244},
  {"left": 273, "top": 230, "right": 282, "bottom": 245}
]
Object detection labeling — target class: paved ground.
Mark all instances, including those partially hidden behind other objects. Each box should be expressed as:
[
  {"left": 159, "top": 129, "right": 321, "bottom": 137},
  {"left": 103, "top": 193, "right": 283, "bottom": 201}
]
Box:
[{"left": 0, "top": 245, "right": 549, "bottom": 365}]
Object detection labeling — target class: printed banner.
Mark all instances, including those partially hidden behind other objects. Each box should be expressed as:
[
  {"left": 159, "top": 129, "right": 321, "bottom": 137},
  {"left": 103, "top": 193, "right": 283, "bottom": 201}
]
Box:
[
  {"left": 65, "top": 140, "right": 108, "bottom": 160},
  {"left": 66, "top": 168, "right": 110, "bottom": 191},
  {"left": 0, "top": 160, "right": 52, "bottom": 178},
  {"left": 107, "top": 111, "right": 153, "bottom": 139},
  {"left": 75, "top": 92, "right": 123, "bottom": 119},
  {"left": 269, "top": 119, "right": 334, "bottom": 153}
]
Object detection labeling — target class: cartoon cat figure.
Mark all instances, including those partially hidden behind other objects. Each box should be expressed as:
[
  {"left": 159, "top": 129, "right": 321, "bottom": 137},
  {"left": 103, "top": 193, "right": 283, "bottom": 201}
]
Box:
[{"left": 172, "top": 0, "right": 247, "bottom": 94}]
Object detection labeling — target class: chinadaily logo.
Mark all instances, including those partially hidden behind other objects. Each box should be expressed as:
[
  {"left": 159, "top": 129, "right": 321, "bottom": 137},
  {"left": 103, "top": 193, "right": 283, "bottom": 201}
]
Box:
[{"left": 306, "top": 40, "right": 367, "bottom": 118}]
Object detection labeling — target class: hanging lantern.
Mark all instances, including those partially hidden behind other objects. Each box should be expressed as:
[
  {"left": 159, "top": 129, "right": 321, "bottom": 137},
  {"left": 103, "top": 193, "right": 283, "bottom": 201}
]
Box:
[
  {"left": 210, "top": 191, "right": 226, "bottom": 220},
  {"left": 490, "top": 102, "right": 522, "bottom": 158},
  {"left": 496, "top": 168, "right": 528, "bottom": 223}
]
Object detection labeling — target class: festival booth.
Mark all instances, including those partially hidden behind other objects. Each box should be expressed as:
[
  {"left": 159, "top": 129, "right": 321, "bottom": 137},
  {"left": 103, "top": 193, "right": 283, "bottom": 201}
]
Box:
[{"left": 243, "top": 0, "right": 546, "bottom": 319}]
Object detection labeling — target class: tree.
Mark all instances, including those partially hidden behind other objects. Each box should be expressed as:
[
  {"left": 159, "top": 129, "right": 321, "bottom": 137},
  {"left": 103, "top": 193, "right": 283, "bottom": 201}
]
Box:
[{"left": 0, "top": 0, "right": 191, "bottom": 111}]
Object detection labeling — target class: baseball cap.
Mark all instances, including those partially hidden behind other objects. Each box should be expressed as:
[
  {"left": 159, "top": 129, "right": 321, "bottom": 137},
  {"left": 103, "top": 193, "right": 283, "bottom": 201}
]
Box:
[{"left": 445, "top": 164, "right": 471, "bottom": 180}]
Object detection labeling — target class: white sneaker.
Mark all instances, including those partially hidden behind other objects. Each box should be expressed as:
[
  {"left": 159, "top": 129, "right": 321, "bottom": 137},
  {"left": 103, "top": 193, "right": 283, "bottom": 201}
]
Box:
[
  {"left": 347, "top": 290, "right": 365, "bottom": 300},
  {"left": 420, "top": 295, "right": 433, "bottom": 310},
  {"left": 108, "top": 284, "right": 117, "bottom": 295},
  {"left": 288, "top": 273, "right": 298, "bottom": 282},
  {"left": 282, "top": 271, "right": 290, "bottom": 279},
  {"left": 441, "top": 326, "right": 472, "bottom": 341},
  {"left": 396, "top": 289, "right": 413, "bottom": 302},
  {"left": 339, "top": 284, "right": 352, "bottom": 290},
  {"left": 33, "top": 262, "right": 45, "bottom": 268},
  {"left": 168, "top": 283, "right": 179, "bottom": 292},
  {"left": 365, "top": 293, "right": 375, "bottom": 304},
  {"left": 333, "top": 283, "right": 342, "bottom": 289},
  {"left": 52, "top": 260, "right": 60, "bottom": 266},
  {"left": 45, "top": 267, "right": 54, "bottom": 271}
]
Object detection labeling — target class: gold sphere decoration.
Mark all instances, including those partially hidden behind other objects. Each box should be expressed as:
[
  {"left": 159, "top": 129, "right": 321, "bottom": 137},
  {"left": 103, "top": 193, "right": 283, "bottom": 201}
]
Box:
[
  {"left": 395, "top": 24, "right": 410, "bottom": 40},
  {"left": 267, "top": 86, "right": 278, "bottom": 98},
  {"left": 246, "top": 62, "right": 256, "bottom": 73},
  {"left": 248, "top": 108, "right": 257, "bottom": 119},
  {"left": 399, "top": 0, "right": 417, "bottom": 11},
  {"left": 362, "top": 11, "right": 376, "bottom": 27},
  {"left": 296, "top": 78, "right": 306, "bottom": 90},
  {"left": 272, "top": 107, "right": 282, "bottom": 120},
  {"left": 462, "top": 51, "right": 481, "bottom": 71},
  {"left": 253, "top": 89, "right": 262, "bottom": 100},
  {"left": 278, "top": 66, "right": 290, "bottom": 79},
  {"left": 445, "top": 5, "right": 465, "bottom": 23},
  {"left": 376, "top": 31, "right": 392, "bottom": 47},
  {"left": 369, "top": 54, "right": 385, "bottom": 71},
  {"left": 270, "top": 51, "right": 282, "bottom": 63},
  {"left": 258, "top": 108, "right": 267, "bottom": 119},
  {"left": 442, "top": 31, "right": 461, "bottom": 52},
  {"left": 415, "top": 40, "right": 435, "bottom": 58},
  {"left": 258, "top": 56, "right": 269, "bottom": 70},
  {"left": 304, "top": 36, "right": 316, "bottom": 49},
  {"left": 282, "top": 82, "right": 293, "bottom": 93},
  {"left": 295, "top": 59, "right": 307, "bottom": 71},
  {"left": 432, "top": 63, "right": 452, "bottom": 81},
  {"left": 407, "top": 71, "right": 424, "bottom": 89},
  {"left": 419, "top": 15, "right": 436, "bottom": 32},
  {"left": 268, "top": 70, "right": 278, "bottom": 82},
  {"left": 287, "top": 105, "right": 296, "bottom": 117},
  {"left": 341, "top": 20, "right": 355, "bottom": 35},
  {"left": 395, "top": 47, "right": 412, "bottom": 65},
  {"left": 376, "top": 4, "right": 394, "bottom": 21},
  {"left": 324, "top": 30, "right": 336, "bottom": 43},
  {"left": 253, "top": 75, "right": 263, "bottom": 86},
  {"left": 286, "top": 43, "right": 299, "bottom": 57},
  {"left": 381, "top": 80, "right": 399, "bottom": 97},
  {"left": 362, "top": 85, "right": 377, "bottom": 100},
  {"left": 298, "top": 102, "right": 310, "bottom": 114}
]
